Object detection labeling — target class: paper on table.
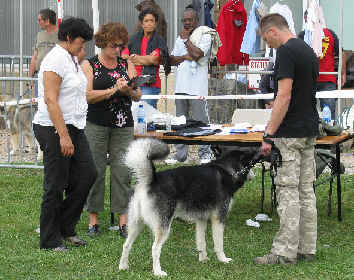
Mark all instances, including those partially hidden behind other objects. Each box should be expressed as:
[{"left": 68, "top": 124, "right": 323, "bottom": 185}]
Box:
[
  {"left": 201, "top": 124, "right": 223, "bottom": 130},
  {"left": 232, "top": 122, "right": 252, "bottom": 129},
  {"left": 216, "top": 127, "right": 249, "bottom": 135},
  {"left": 171, "top": 115, "right": 186, "bottom": 125},
  {"left": 216, "top": 128, "right": 233, "bottom": 135},
  {"left": 249, "top": 124, "right": 267, "bottom": 132}
]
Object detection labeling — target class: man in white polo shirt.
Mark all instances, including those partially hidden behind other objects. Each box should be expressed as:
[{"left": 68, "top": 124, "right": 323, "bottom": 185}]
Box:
[{"left": 166, "top": 6, "right": 212, "bottom": 164}]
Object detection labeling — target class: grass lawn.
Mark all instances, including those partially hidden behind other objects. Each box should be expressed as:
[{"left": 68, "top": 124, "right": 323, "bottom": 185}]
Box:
[{"left": 0, "top": 165, "right": 353, "bottom": 280}]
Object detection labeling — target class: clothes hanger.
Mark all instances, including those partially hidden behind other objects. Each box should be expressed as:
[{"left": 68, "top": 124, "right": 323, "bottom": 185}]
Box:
[{"left": 226, "top": 0, "right": 240, "bottom": 12}]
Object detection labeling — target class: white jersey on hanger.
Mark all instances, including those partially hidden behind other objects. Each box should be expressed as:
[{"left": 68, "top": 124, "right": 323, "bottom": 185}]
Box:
[
  {"left": 306, "top": 0, "right": 326, "bottom": 57},
  {"left": 265, "top": 2, "right": 296, "bottom": 60}
]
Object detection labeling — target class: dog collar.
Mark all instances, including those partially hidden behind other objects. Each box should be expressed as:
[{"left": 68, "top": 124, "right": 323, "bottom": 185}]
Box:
[{"left": 214, "top": 164, "right": 245, "bottom": 184}]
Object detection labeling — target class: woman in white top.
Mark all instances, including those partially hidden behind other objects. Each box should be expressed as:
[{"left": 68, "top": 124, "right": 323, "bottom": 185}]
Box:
[{"left": 33, "top": 17, "right": 98, "bottom": 252}]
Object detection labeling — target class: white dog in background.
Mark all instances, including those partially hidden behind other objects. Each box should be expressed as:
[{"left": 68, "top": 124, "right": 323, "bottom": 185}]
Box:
[{"left": 1, "top": 101, "right": 42, "bottom": 161}]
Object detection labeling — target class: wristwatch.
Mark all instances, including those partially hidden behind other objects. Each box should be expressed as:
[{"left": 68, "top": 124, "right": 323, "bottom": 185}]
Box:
[
  {"left": 263, "top": 132, "right": 274, "bottom": 139},
  {"left": 263, "top": 132, "right": 274, "bottom": 145}
]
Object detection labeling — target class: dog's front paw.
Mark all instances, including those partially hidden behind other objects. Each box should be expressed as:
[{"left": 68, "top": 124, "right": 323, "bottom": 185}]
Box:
[
  {"left": 219, "top": 256, "right": 232, "bottom": 263},
  {"left": 118, "top": 261, "right": 129, "bottom": 270},
  {"left": 154, "top": 270, "right": 167, "bottom": 277},
  {"left": 216, "top": 253, "right": 232, "bottom": 263}
]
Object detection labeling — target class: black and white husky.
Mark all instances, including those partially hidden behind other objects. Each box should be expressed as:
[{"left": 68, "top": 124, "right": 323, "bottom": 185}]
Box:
[{"left": 119, "top": 138, "right": 259, "bottom": 277}]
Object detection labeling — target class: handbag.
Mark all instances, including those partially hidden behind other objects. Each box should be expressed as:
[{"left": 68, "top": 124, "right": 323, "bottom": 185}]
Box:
[{"left": 318, "top": 119, "right": 343, "bottom": 137}]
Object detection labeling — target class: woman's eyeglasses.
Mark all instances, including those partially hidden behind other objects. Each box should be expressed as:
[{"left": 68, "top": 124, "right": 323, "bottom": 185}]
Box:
[{"left": 110, "top": 43, "right": 125, "bottom": 49}]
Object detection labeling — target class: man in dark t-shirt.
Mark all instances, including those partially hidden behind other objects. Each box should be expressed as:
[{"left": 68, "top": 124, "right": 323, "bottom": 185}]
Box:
[{"left": 254, "top": 14, "right": 319, "bottom": 266}]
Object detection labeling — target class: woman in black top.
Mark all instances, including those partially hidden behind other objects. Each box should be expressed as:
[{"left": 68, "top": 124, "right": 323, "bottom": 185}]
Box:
[{"left": 81, "top": 22, "right": 141, "bottom": 238}]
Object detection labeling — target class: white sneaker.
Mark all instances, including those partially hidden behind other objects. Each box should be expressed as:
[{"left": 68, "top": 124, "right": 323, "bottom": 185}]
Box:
[
  {"left": 108, "top": 225, "right": 120, "bottom": 231},
  {"left": 164, "top": 158, "right": 179, "bottom": 165},
  {"left": 200, "top": 158, "right": 211, "bottom": 164}
]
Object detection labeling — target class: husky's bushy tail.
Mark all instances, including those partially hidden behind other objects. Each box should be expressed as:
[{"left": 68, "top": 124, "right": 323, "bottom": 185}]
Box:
[{"left": 125, "top": 138, "right": 170, "bottom": 185}]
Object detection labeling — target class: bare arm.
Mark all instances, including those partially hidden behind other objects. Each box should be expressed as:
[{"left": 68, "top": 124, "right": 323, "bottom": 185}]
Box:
[
  {"left": 184, "top": 39, "right": 204, "bottom": 61},
  {"left": 126, "top": 62, "right": 141, "bottom": 102},
  {"left": 82, "top": 59, "right": 140, "bottom": 104},
  {"left": 127, "top": 59, "right": 137, "bottom": 79},
  {"left": 169, "top": 54, "right": 193, "bottom": 66},
  {"left": 180, "top": 28, "right": 204, "bottom": 61},
  {"left": 341, "top": 51, "right": 347, "bottom": 87},
  {"left": 129, "top": 53, "right": 159, "bottom": 66},
  {"left": 261, "top": 78, "right": 293, "bottom": 155},
  {"left": 29, "top": 50, "right": 38, "bottom": 97},
  {"left": 116, "top": 62, "right": 142, "bottom": 102},
  {"left": 43, "top": 71, "right": 74, "bottom": 157},
  {"left": 29, "top": 50, "right": 38, "bottom": 78},
  {"left": 81, "top": 60, "right": 119, "bottom": 104}
]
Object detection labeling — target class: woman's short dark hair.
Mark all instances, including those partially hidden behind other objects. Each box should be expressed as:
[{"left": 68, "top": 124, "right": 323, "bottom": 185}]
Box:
[
  {"left": 138, "top": 8, "right": 159, "bottom": 22},
  {"left": 58, "top": 17, "right": 93, "bottom": 42},
  {"left": 39, "top": 8, "right": 56, "bottom": 25},
  {"left": 94, "top": 22, "right": 129, "bottom": 49}
]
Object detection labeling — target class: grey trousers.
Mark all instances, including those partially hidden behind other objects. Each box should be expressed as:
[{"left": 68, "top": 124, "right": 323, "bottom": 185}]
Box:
[
  {"left": 174, "top": 93, "right": 211, "bottom": 161},
  {"left": 85, "top": 121, "right": 133, "bottom": 214},
  {"left": 271, "top": 137, "right": 317, "bottom": 259}
]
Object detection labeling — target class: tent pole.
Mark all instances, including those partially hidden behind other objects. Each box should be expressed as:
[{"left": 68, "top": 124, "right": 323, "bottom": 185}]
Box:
[
  {"left": 174, "top": 0, "right": 178, "bottom": 41},
  {"left": 19, "top": 0, "right": 23, "bottom": 99},
  {"left": 337, "top": 0, "right": 344, "bottom": 121}
]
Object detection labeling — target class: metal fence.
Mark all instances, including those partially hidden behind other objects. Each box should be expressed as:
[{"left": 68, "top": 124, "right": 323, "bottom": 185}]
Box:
[
  {"left": 0, "top": 55, "right": 31, "bottom": 98},
  {"left": 0, "top": 52, "right": 272, "bottom": 167},
  {"left": 0, "top": 0, "right": 195, "bottom": 57},
  {"left": 1, "top": 58, "right": 352, "bottom": 167},
  {"left": 0, "top": 0, "right": 306, "bottom": 58}
]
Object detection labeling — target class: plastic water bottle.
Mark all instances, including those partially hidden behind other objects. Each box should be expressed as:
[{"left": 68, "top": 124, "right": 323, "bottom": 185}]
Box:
[
  {"left": 136, "top": 104, "right": 146, "bottom": 134},
  {"left": 322, "top": 104, "right": 332, "bottom": 124},
  {"left": 164, "top": 113, "right": 172, "bottom": 132}
]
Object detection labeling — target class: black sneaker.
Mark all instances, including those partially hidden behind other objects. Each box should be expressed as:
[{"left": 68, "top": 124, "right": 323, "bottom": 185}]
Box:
[
  {"left": 297, "top": 253, "right": 316, "bottom": 262},
  {"left": 119, "top": 224, "right": 128, "bottom": 238},
  {"left": 65, "top": 236, "right": 87, "bottom": 246},
  {"left": 87, "top": 224, "right": 99, "bottom": 237}
]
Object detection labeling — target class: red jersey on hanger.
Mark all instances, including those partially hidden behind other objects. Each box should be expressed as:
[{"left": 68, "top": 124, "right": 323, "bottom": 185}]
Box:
[
  {"left": 216, "top": 0, "right": 249, "bottom": 66},
  {"left": 318, "top": 28, "right": 336, "bottom": 84}
]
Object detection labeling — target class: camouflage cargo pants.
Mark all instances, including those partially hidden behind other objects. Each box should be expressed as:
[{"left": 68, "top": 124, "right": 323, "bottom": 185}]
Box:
[{"left": 271, "top": 137, "right": 317, "bottom": 259}]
